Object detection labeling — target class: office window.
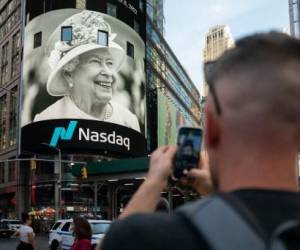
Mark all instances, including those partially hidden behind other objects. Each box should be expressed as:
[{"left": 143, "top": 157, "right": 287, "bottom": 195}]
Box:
[
  {"left": 139, "top": 0, "right": 144, "bottom": 11},
  {"left": 76, "top": 0, "right": 86, "bottom": 9},
  {"left": 34, "top": 32, "right": 42, "bottom": 48},
  {"left": 0, "top": 163, "right": 4, "bottom": 184},
  {"left": 0, "top": 95, "right": 7, "bottom": 150},
  {"left": 1, "top": 42, "right": 9, "bottom": 85},
  {"left": 1, "top": 65, "right": 9, "bottom": 86},
  {"left": 11, "top": 31, "right": 20, "bottom": 78},
  {"left": 127, "top": 42, "right": 134, "bottom": 59},
  {"left": 134, "top": 19, "right": 140, "bottom": 33},
  {"left": 293, "top": 2, "right": 299, "bottom": 19},
  {"left": 0, "top": 3, "right": 21, "bottom": 40},
  {"left": 61, "top": 26, "right": 73, "bottom": 42},
  {"left": 9, "top": 87, "right": 17, "bottom": 146},
  {"left": 98, "top": 30, "right": 108, "bottom": 46},
  {"left": 8, "top": 161, "right": 16, "bottom": 182},
  {"left": 107, "top": 3, "right": 117, "bottom": 17}
]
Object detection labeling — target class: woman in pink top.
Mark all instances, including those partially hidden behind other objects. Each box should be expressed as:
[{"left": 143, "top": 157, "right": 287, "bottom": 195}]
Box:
[{"left": 70, "top": 217, "right": 92, "bottom": 250}]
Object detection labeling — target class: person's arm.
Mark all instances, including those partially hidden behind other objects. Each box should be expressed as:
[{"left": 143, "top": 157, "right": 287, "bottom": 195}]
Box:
[
  {"left": 10, "top": 230, "right": 20, "bottom": 238},
  {"left": 28, "top": 232, "right": 36, "bottom": 250},
  {"left": 119, "top": 146, "right": 177, "bottom": 219}
]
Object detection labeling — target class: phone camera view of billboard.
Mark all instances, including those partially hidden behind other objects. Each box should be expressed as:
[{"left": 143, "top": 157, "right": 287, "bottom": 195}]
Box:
[{"left": 21, "top": 10, "right": 146, "bottom": 156}]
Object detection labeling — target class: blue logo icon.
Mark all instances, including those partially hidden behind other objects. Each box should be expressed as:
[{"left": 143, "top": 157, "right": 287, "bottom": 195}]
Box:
[{"left": 50, "top": 121, "right": 78, "bottom": 147}]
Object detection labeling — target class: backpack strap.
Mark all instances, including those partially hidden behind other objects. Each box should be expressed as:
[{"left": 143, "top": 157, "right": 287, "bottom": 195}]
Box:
[
  {"left": 177, "top": 194, "right": 266, "bottom": 250},
  {"left": 270, "top": 220, "right": 300, "bottom": 250}
]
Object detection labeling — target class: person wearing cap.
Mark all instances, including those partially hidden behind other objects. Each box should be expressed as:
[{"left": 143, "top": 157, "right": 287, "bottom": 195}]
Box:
[{"left": 33, "top": 11, "right": 140, "bottom": 132}]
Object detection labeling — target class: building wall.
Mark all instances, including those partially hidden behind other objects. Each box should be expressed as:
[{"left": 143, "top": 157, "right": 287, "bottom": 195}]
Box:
[
  {"left": 0, "top": 0, "right": 22, "bottom": 218},
  {"left": 203, "top": 25, "right": 234, "bottom": 96},
  {"left": 289, "top": 0, "right": 300, "bottom": 38},
  {"left": 0, "top": 0, "right": 201, "bottom": 217}
]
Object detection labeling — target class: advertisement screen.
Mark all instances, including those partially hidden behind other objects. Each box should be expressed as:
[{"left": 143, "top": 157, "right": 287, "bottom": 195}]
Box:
[
  {"left": 158, "top": 90, "right": 197, "bottom": 146},
  {"left": 21, "top": 9, "right": 146, "bottom": 156}
]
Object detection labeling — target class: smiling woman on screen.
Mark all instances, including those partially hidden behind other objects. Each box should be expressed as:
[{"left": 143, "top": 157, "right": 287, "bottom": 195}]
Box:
[{"left": 33, "top": 11, "right": 140, "bottom": 132}]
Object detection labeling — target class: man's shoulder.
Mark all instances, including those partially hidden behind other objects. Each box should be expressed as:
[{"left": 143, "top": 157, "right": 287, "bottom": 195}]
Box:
[
  {"left": 108, "top": 213, "right": 184, "bottom": 234},
  {"left": 101, "top": 213, "right": 206, "bottom": 250}
]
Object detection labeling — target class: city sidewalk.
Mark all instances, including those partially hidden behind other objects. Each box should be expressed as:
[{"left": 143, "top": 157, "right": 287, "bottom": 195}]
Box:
[{"left": 0, "top": 234, "right": 49, "bottom": 249}]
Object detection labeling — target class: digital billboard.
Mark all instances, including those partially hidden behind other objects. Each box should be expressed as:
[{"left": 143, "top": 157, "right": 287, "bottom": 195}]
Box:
[
  {"left": 20, "top": 9, "right": 146, "bottom": 156},
  {"left": 158, "top": 90, "right": 196, "bottom": 146}
]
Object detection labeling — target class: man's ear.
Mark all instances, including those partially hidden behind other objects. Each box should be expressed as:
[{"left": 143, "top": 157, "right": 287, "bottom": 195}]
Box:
[{"left": 204, "top": 105, "right": 220, "bottom": 149}]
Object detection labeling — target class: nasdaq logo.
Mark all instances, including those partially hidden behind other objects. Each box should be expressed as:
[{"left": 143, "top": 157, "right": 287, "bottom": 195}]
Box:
[{"left": 50, "top": 121, "right": 78, "bottom": 147}]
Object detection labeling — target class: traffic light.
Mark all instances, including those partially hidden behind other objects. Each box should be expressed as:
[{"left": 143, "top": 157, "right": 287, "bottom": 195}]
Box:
[
  {"left": 81, "top": 167, "right": 88, "bottom": 179},
  {"left": 31, "top": 159, "right": 36, "bottom": 171}
]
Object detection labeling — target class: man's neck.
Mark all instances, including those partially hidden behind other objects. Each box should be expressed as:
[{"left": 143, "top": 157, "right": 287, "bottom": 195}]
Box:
[{"left": 217, "top": 148, "right": 299, "bottom": 193}]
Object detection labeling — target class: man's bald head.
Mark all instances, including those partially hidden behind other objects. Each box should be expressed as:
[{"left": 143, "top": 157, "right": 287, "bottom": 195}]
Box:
[{"left": 207, "top": 32, "right": 300, "bottom": 145}]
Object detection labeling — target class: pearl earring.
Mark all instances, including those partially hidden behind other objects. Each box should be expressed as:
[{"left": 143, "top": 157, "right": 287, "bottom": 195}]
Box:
[{"left": 69, "top": 81, "right": 73, "bottom": 88}]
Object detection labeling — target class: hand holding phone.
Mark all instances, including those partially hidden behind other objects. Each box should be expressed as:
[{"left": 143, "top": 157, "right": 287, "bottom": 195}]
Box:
[{"left": 172, "top": 127, "right": 202, "bottom": 180}]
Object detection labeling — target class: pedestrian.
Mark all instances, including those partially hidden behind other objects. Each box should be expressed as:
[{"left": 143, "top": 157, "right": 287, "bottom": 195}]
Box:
[
  {"left": 100, "top": 32, "right": 300, "bottom": 250},
  {"left": 70, "top": 217, "right": 92, "bottom": 250},
  {"left": 13, "top": 212, "right": 36, "bottom": 250}
]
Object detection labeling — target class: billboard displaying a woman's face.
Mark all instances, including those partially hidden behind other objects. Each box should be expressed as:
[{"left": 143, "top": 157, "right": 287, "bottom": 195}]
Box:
[{"left": 21, "top": 9, "right": 146, "bottom": 156}]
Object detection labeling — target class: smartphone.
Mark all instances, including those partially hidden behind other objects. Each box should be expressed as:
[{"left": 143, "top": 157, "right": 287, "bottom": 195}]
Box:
[{"left": 173, "top": 127, "right": 202, "bottom": 180}]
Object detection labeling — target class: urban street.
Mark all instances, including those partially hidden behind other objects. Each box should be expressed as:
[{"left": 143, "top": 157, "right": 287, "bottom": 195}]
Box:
[
  {"left": 0, "top": 235, "right": 48, "bottom": 249},
  {"left": 0, "top": 0, "right": 299, "bottom": 250}
]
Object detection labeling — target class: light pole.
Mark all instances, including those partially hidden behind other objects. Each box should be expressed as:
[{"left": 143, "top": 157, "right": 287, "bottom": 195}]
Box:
[{"left": 41, "top": 143, "right": 62, "bottom": 221}]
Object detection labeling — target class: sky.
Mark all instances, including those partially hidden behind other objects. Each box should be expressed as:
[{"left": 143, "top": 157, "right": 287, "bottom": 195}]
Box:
[{"left": 164, "top": 0, "right": 290, "bottom": 95}]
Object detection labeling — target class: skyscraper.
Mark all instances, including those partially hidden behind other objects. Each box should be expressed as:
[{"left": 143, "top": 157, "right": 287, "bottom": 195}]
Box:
[
  {"left": 289, "top": 0, "right": 300, "bottom": 38},
  {"left": 147, "top": 0, "right": 165, "bottom": 34},
  {"left": 203, "top": 25, "right": 234, "bottom": 96}
]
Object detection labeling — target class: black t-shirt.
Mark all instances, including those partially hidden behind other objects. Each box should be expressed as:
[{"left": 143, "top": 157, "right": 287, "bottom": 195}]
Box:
[{"left": 101, "top": 189, "right": 300, "bottom": 250}]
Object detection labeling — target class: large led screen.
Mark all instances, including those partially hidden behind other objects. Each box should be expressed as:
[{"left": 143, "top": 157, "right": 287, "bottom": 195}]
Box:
[
  {"left": 158, "top": 91, "right": 197, "bottom": 146},
  {"left": 21, "top": 9, "right": 146, "bottom": 156}
]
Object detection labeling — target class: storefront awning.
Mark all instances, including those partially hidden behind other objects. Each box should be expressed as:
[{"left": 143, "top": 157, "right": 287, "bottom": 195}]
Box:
[{"left": 72, "top": 157, "right": 150, "bottom": 177}]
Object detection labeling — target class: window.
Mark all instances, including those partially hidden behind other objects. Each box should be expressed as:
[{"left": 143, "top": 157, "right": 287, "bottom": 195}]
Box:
[
  {"left": 107, "top": 3, "right": 117, "bottom": 17},
  {"left": 1, "top": 42, "right": 9, "bottom": 85},
  {"left": 8, "top": 161, "right": 16, "bottom": 182},
  {"left": 61, "top": 26, "right": 73, "bottom": 42},
  {"left": 0, "top": 4, "right": 21, "bottom": 40},
  {"left": 12, "top": 31, "right": 20, "bottom": 56},
  {"left": 134, "top": 19, "right": 140, "bottom": 33},
  {"left": 51, "top": 222, "right": 61, "bottom": 230},
  {"left": 0, "top": 163, "right": 4, "bottom": 184},
  {"left": 98, "top": 30, "right": 108, "bottom": 46},
  {"left": 61, "top": 222, "right": 71, "bottom": 231},
  {"left": 0, "top": 95, "right": 7, "bottom": 150},
  {"left": 91, "top": 223, "right": 111, "bottom": 234},
  {"left": 11, "top": 31, "right": 20, "bottom": 78},
  {"left": 139, "top": 0, "right": 144, "bottom": 11},
  {"left": 8, "top": 87, "right": 17, "bottom": 146},
  {"left": 127, "top": 42, "right": 134, "bottom": 59},
  {"left": 34, "top": 32, "right": 42, "bottom": 48},
  {"left": 293, "top": 2, "right": 299, "bottom": 19}
]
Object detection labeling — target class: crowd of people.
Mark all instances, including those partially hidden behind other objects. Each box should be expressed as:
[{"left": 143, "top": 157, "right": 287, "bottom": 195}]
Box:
[{"left": 15, "top": 31, "right": 300, "bottom": 249}]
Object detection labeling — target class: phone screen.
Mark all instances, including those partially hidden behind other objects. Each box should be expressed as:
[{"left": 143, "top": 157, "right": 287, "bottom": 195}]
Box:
[{"left": 173, "top": 127, "right": 202, "bottom": 180}]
